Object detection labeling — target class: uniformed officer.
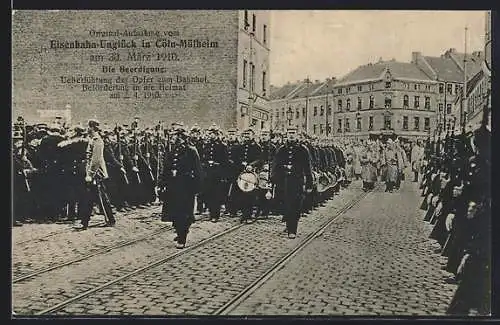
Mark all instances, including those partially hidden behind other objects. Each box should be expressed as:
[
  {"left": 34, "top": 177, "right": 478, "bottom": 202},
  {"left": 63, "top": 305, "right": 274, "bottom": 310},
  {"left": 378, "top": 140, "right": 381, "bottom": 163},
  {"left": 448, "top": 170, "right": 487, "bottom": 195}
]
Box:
[
  {"left": 224, "top": 128, "right": 241, "bottom": 216},
  {"left": 159, "top": 123, "right": 202, "bottom": 248},
  {"left": 75, "top": 119, "right": 115, "bottom": 230},
  {"left": 199, "top": 124, "right": 229, "bottom": 222},
  {"left": 271, "top": 126, "right": 313, "bottom": 238}
]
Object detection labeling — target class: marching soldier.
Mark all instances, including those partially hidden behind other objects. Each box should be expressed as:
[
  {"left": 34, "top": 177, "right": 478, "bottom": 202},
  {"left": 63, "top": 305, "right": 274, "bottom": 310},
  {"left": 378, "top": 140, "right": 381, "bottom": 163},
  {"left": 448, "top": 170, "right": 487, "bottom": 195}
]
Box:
[
  {"left": 256, "top": 129, "right": 276, "bottom": 218},
  {"left": 271, "top": 126, "right": 313, "bottom": 239},
  {"left": 224, "top": 128, "right": 241, "bottom": 216},
  {"left": 159, "top": 123, "right": 202, "bottom": 248},
  {"left": 75, "top": 119, "right": 115, "bottom": 230},
  {"left": 234, "top": 128, "right": 262, "bottom": 223},
  {"left": 199, "top": 124, "right": 229, "bottom": 222}
]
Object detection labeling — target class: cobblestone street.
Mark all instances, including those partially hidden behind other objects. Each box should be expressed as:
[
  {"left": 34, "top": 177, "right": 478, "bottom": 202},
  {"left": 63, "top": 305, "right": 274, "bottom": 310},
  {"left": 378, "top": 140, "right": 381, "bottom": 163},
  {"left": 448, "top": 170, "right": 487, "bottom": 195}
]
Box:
[
  {"left": 229, "top": 180, "right": 458, "bottom": 316},
  {"left": 12, "top": 179, "right": 457, "bottom": 317}
]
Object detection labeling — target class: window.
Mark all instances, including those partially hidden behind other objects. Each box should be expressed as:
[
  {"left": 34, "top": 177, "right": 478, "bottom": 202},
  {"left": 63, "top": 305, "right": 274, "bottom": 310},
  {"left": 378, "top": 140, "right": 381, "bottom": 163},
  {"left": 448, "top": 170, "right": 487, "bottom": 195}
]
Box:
[
  {"left": 250, "top": 63, "right": 255, "bottom": 93},
  {"left": 276, "top": 112, "right": 279, "bottom": 120},
  {"left": 414, "top": 84, "right": 420, "bottom": 90},
  {"left": 403, "top": 95, "right": 409, "bottom": 108},
  {"left": 320, "top": 106, "right": 324, "bottom": 116},
  {"left": 263, "top": 24, "right": 267, "bottom": 44},
  {"left": 337, "top": 119, "right": 342, "bottom": 132},
  {"left": 403, "top": 116, "right": 408, "bottom": 130},
  {"left": 252, "top": 14, "right": 256, "bottom": 33},
  {"left": 369, "top": 95, "right": 374, "bottom": 109},
  {"left": 346, "top": 98, "right": 351, "bottom": 110},
  {"left": 424, "top": 117, "right": 430, "bottom": 131},
  {"left": 320, "top": 124, "right": 324, "bottom": 135},
  {"left": 370, "top": 84, "right": 374, "bottom": 91},
  {"left": 385, "top": 97, "right": 392, "bottom": 108},
  {"left": 338, "top": 99, "right": 343, "bottom": 111},
  {"left": 385, "top": 81, "right": 391, "bottom": 89},
  {"left": 439, "top": 103, "right": 443, "bottom": 112},
  {"left": 302, "top": 107, "right": 306, "bottom": 117},
  {"left": 447, "top": 83, "right": 453, "bottom": 94},
  {"left": 414, "top": 96, "right": 420, "bottom": 108},
  {"left": 414, "top": 117, "right": 420, "bottom": 130},
  {"left": 295, "top": 110, "right": 299, "bottom": 119},
  {"left": 242, "top": 60, "right": 247, "bottom": 88},
  {"left": 369, "top": 116, "right": 374, "bottom": 130},
  {"left": 357, "top": 85, "right": 363, "bottom": 92},
  {"left": 313, "top": 106, "right": 318, "bottom": 116},
  {"left": 338, "top": 88, "right": 342, "bottom": 95},
  {"left": 327, "top": 105, "right": 332, "bottom": 115},
  {"left": 446, "top": 103, "right": 452, "bottom": 114},
  {"left": 262, "top": 71, "right": 266, "bottom": 96},
  {"left": 345, "top": 118, "right": 350, "bottom": 131},
  {"left": 384, "top": 115, "right": 392, "bottom": 130},
  {"left": 346, "top": 87, "right": 351, "bottom": 94},
  {"left": 251, "top": 118, "right": 257, "bottom": 126},
  {"left": 422, "top": 97, "right": 429, "bottom": 110},
  {"left": 357, "top": 97, "right": 362, "bottom": 110},
  {"left": 439, "top": 83, "right": 444, "bottom": 94},
  {"left": 357, "top": 117, "right": 362, "bottom": 130},
  {"left": 313, "top": 124, "right": 317, "bottom": 134},
  {"left": 261, "top": 121, "right": 265, "bottom": 129},
  {"left": 244, "top": 10, "right": 249, "bottom": 30}
]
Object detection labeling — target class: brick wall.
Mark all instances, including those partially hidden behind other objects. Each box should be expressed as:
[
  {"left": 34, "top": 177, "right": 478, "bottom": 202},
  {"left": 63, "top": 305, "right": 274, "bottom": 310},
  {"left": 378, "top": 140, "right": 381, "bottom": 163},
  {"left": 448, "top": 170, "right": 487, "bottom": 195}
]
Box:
[{"left": 12, "top": 10, "right": 239, "bottom": 129}]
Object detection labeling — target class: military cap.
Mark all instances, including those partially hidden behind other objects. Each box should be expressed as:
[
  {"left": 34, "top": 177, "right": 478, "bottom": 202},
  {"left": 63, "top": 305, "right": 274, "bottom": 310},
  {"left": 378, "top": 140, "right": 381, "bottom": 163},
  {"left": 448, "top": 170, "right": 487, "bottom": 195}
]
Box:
[
  {"left": 208, "top": 123, "right": 220, "bottom": 133},
  {"left": 243, "top": 128, "right": 255, "bottom": 135},
  {"left": 88, "top": 119, "right": 100, "bottom": 128},
  {"left": 286, "top": 125, "right": 299, "bottom": 132},
  {"left": 227, "top": 128, "right": 238, "bottom": 134},
  {"left": 260, "top": 129, "right": 270, "bottom": 135},
  {"left": 190, "top": 123, "right": 201, "bottom": 132},
  {"left": 73, "top": 125, "right": 86, "bottom": 132}
]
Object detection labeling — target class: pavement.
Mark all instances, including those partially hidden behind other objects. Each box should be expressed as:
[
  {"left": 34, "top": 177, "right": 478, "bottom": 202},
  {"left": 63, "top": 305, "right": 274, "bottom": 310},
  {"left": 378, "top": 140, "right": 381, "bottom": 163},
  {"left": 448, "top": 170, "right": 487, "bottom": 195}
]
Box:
[
  {"left": 12, "top": 176, "right": 457, "bottom": 317},
  {"left": 229, "top": 180, "right": 457, "bottom": 316}
]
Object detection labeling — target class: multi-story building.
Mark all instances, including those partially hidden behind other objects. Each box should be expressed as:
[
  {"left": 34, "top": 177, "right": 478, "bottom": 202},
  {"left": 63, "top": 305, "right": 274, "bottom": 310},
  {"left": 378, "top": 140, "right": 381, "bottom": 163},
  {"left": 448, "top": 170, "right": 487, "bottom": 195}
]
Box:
[
  {"left": 332, "top": 59, "right": 438, "bottom": 142},
  {"left": 237, "top": 10, "right": 271, "bottom": 131},
  {"left": 269, "top": 77, "right": 336, "bottom": 137},
  {"left": 12, "top": 10, "right": 271, "bottom": 131}
]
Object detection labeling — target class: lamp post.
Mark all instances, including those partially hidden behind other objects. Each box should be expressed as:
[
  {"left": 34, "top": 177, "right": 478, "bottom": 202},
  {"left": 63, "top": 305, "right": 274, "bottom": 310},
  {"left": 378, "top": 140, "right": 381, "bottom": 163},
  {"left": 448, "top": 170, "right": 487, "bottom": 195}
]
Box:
[
  {"left": 304, "top": 78, "right": 311, "bottom": 134},
  {"left": 356, "top": 111, "right": 361, "bottom": 141},
  {"left": 286, "top": 107, "right": 293, "bottom": 127}
]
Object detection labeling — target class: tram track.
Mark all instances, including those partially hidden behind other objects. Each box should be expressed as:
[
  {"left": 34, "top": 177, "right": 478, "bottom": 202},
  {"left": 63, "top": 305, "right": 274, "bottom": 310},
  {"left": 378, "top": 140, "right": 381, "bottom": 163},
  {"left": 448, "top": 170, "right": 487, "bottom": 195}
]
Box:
[
  {"left": 214, "top": 186, "right": 374, "bottom": 315},
  {"left": 14, "top": 207, "right": 157, "bottom": 246},
  {"left": 32, "top": 187, "right": 371, "bottom": 316}
]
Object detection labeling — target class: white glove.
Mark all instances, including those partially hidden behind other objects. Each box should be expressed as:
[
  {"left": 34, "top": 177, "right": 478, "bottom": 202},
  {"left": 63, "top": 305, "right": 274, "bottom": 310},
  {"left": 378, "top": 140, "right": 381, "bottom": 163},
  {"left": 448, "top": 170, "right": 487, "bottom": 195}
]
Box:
[
  {"left": 445, "top": 213, "right": 455, "bottom": 231},
  {"left": 133, "top": 155, "right": 139, "bottom": 161},
  {"left": 85, "top": 175, "right": 92, "bottom": 183},
  {"left": 132, "top": 166, "right": 139, "bottom": 172}
]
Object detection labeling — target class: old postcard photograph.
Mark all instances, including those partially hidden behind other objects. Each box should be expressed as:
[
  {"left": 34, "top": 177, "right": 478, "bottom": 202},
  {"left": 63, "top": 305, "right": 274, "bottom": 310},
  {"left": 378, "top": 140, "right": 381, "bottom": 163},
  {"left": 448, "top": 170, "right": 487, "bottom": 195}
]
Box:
[{"left": 11, "top": 10, "right": 491, "bottom": 317}]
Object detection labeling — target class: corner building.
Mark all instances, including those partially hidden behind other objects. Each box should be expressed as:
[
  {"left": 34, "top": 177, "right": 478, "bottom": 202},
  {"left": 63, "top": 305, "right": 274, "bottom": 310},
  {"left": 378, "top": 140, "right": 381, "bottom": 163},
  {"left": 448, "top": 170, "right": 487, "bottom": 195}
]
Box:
[{"left": 12, "top": 10, "right": 271, "bottom": 131}]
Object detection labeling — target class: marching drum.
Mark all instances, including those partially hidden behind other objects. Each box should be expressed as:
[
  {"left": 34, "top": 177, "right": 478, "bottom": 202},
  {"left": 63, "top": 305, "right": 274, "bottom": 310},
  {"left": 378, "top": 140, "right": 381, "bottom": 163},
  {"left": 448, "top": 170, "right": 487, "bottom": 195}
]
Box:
[{"left": 237, "top": 171, "right": 259, "bottom": 192}]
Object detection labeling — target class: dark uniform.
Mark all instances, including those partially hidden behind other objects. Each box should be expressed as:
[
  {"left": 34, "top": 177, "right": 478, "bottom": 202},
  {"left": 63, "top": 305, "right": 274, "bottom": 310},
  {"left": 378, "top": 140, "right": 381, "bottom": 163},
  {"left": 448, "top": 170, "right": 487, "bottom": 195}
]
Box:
[
  {"left": 271, "top": 127, "right": 313, "bottom": 238},
  {"left": 159, "top": 124, "right": 202, "bottom": 248},
  {"left": 199, "top": 126, "right": 229, "bottom": 222}
]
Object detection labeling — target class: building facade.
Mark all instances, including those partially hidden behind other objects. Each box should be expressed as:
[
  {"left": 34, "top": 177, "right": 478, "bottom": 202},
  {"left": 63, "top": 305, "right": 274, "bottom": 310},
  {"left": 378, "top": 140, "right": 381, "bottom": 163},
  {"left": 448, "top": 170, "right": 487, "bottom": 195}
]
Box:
[
  {"left": 237, "top": 10, "right": 271, "bottom": 131},
  {"left": 12, "top": 10, "right": 271, "bottom": 131}
]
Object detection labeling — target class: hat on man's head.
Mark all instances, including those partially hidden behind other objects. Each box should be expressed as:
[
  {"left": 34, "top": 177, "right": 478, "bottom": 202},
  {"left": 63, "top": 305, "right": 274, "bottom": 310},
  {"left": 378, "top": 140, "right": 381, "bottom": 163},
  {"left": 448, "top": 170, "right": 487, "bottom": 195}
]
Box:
[
  {"left": 286, "top": 125, "right": 299, "bottom": 132},
  {"left": 260, "top": 130, "right": 270, "bottom": 136},
  {"left": 13, "top": 130, "right": 23, "bottom": 140},
  {"left": 88, "top": 119, "right": 100, "bottom": 129},
  {"left": 190, "top": 123, "right": 201, "bottom": 133},
  {"left": 242, "top": 128, "right": 255, "bottom": 135},
  {"left": 227, "top": 127, "right": 238, "bottom": 134}
]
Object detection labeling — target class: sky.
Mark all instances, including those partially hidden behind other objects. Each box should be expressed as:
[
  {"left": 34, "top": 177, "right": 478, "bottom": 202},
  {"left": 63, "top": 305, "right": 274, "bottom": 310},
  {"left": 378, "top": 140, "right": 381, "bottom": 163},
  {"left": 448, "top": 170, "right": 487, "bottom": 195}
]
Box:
[{"left": 269, "top": 10, "right": 487, "bottom": 87}]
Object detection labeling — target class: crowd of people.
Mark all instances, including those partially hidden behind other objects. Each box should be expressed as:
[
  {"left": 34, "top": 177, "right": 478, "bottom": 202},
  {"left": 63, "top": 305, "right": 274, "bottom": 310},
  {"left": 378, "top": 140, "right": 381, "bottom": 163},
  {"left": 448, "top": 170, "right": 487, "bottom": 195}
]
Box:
[
  {"left": 418, "top": 109, "right": 491, "bottom": 315},
  {"left": 12, "top": 111, "right": 490, "bottom": 313}
]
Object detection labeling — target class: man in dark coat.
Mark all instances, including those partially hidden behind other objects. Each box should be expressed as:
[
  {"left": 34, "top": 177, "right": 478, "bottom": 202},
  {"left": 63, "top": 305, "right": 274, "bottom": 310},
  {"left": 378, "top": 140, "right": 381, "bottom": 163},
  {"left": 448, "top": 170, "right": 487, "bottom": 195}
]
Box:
[
  {"left": 159, "top": 123, "right": 202, "bottom": 248},
  {"left": 199, "top": 124, "right": 229, "bottom": 222},
  {"left": 271, "top": 126, "right": 313, "bottom": 239}
]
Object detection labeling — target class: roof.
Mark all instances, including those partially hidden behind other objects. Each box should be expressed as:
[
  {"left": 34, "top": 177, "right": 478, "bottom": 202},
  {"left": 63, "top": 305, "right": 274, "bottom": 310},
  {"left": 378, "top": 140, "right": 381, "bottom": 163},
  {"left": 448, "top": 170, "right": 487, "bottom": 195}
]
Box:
[
  {"left": 311, "top": 78, "right": 337, "bottom": 96},
  {"left": 269, "top": 82, "right": 303, "bottom": 100},
  {"left": 290, "top": 80, "right": 324, "bottom": 98},
  {"left": 337, "top": 60, "right": 432, "bottom": 85},
  {"left": 423, "top": 56, "right": 465, "bottom": 83}
]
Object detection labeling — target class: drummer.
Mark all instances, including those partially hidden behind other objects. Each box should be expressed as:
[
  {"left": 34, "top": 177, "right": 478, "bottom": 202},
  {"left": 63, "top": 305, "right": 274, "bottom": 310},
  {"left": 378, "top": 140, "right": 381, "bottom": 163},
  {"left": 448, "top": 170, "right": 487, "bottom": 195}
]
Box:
[{"left": 234, "top": 128, "right": 262, "bottom": 223}]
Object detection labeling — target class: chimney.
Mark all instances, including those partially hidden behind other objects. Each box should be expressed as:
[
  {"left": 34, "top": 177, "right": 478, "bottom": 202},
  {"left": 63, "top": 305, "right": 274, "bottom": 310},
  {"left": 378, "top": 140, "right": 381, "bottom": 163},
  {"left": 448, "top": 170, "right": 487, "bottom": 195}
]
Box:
[{"left": 411, "top": 52, "right": 421, "bottom": 63}]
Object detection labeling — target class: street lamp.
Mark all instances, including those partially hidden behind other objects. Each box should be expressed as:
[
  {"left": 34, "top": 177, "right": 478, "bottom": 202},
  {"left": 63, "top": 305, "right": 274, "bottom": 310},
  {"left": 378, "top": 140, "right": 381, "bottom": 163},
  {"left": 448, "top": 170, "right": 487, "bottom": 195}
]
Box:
[{"left": 286, "top": 107, "right": 293, "bottom": 126}]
